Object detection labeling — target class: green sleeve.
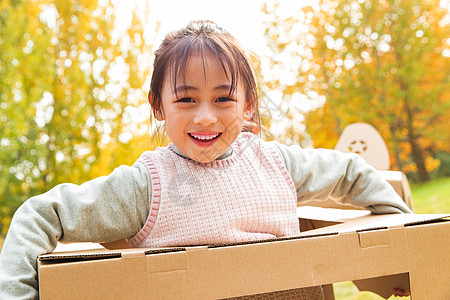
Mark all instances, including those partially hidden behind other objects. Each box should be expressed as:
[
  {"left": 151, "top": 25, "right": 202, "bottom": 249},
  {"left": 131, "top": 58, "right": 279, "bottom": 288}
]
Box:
[
  {"left": 0, "top": 161, "right": 151, "bottom": 299},
  {"left": 268, "top": 141, "right": 412, "bottom": 214}
]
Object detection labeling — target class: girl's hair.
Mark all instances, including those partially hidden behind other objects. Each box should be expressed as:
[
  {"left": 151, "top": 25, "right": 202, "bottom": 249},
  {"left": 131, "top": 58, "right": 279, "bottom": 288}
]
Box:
[{"left": 149, "top": 20, "right": 260, "bottom": 133}]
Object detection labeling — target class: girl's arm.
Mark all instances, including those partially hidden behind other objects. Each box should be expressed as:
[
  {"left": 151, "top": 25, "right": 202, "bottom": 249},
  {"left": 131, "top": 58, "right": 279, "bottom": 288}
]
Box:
[
  {"left": 270, "top": 141, "right": 412, "bottom": 214},
  {"left": 0, "top": 162, "right": 151, "bottom": 299}
]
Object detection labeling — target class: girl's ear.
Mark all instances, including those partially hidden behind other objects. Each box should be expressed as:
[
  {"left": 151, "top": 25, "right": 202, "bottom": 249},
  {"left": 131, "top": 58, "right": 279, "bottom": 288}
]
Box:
[
  {"left": 243, "top": 110, "right": 252, "bottom": 121},
  {"left": 148, "top": 93, "right": 165, "bottom": 121},
  {"left": 243, "top": 102, "right": 253, "bottom": 121}
]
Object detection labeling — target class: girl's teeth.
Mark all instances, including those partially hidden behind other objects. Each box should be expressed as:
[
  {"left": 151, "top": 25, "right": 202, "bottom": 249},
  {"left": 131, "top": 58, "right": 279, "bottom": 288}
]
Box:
[{"left": 190, "top": 133, "right": 220, "bottom": 140}]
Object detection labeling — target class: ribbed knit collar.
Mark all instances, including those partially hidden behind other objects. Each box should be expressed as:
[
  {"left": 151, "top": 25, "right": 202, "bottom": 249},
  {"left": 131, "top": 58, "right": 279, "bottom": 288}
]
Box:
[
  {"left": 167, "top": 132, "right": 260, "bottom": 168},
  {"left": 171, "top": 143, "right": 234, "bottom": 161},
  {"left": 167, "top": 133, "right": 257, "bottom": 168}
]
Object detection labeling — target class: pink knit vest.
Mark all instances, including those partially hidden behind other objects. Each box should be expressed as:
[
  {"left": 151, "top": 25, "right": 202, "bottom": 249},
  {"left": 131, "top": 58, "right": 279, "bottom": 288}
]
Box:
[{"left": 128, "top": 133, "right": 300, "bottom": 248}]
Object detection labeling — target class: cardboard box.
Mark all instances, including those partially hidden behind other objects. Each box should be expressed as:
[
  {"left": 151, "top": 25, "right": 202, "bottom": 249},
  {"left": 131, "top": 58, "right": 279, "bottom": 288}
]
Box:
[
  {"left": 378, "top": 170, "right": 414, "bottom": 210},
  {"left": 39, "top": 210, "right": 450, "bottom": 299}
]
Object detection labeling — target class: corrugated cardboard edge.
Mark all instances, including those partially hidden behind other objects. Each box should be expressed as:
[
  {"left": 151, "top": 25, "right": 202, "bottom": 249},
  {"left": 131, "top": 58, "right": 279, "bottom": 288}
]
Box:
[
  {"left": 403, "top": 215, "right": 449, "bottom": 226},
  {"left": 38, "top": 214, "right": 450, "bottom": 264},
  {"left": 39, "top": 247, "right": 186, "bottom": 263},
  {"left": 39, "top": 235, "right": 341, "bottom": 264}
]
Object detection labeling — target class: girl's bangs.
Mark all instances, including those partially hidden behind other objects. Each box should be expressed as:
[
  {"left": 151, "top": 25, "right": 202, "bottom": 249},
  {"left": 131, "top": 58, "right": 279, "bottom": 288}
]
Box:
[{"left": 168, "top": 38, "right": 239, "bottom": 98}]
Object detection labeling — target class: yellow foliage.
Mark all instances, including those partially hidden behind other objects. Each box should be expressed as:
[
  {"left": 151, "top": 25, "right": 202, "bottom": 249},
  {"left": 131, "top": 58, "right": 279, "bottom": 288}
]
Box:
[
  {"left": 304, "top": 102, "right": 340, "bottom": 149},
  {"left": 0, "top": 207, "right": 11, "bottom": 237},
  {"left": 403, "top": 163, "right": 417, "bottom": 174},
  {"left": 0, "top": 0, "right": 159, "bottom": 235},
  {"left": 261, "top": 0, "right": 449, "bottom": 181},
  {"left": 90, "top": 132, "right": 170, "bottom": 178},
  {"left": 425, "top": 156, "right": 441, "bottom": 173}
]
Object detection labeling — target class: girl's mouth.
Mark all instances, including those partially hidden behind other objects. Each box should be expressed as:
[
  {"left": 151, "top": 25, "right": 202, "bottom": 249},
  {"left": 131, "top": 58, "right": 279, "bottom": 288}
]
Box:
[{"left": 188, "top": 132, "right": 222, "bottom": 147}]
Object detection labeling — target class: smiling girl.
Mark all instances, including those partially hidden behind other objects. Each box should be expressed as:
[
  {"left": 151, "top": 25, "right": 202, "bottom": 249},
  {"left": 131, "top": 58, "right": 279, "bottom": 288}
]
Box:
[{"left": 0, "top": 20, "right": 411, "bottom": 299}]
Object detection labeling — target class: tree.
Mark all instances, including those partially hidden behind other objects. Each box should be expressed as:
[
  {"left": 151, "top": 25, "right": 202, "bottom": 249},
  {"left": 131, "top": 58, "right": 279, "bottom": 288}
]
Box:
[
  {"left": 0, "top": 0, "right": 158, "bottom": 236},
  {"left": 0, "top": 0, "right": 55, "bottom": 235},
  {"left": 262, "top": 0, "right": 449, "bottom": 182}
]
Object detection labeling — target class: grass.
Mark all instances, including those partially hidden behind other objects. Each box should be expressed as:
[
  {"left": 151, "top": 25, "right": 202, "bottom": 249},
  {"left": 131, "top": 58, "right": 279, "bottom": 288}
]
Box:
[
  {"left": 1, "top": 177, "right": 449, "bottom": 299},
  {"left": 410, "top": 177, "right": 450, "bottom": 214}
]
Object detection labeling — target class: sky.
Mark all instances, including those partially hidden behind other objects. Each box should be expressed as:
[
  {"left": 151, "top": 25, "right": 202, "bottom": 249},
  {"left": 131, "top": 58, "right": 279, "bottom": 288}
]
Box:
[
  {"left": 124, "top": 0, "right": 317, "bottom": 56},
  {"left": 146, "top": 0, "right": 270, "bottom": 55}
]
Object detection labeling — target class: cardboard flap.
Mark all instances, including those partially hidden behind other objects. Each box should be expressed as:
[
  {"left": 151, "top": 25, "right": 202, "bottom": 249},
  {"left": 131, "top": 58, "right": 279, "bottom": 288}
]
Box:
[
  {"left": 298, "top": 206, "right": 371, "bottom": 223},
  {"left": 298, "top": 213, "right": 450, "bottom": 236},
  {"left": 358, "top": 229, "right": 391, "bottom": 248}
]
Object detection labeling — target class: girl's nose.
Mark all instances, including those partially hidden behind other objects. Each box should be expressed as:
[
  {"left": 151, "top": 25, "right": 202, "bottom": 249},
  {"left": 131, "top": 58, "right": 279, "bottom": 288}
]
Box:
[{"left": 193, "top": 105, "right": 218, "bottom": 126}]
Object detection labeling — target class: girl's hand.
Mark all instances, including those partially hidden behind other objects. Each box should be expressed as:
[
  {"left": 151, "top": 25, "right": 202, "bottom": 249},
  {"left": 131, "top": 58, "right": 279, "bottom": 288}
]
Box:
[{"left": 392, "top": 288, "right": 410, "bottom": 297}]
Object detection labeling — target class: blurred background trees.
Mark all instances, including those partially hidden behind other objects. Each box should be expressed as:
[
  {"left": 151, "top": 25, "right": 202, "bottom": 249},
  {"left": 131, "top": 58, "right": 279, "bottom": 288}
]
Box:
[
  {"left": 0, "top": 0, "right": 449, "bottom": 237},
  {"left": 262, "top": 0, "right": 449, "bottom": 182},
  {"left": 0, "top": 0, "right": 163, "bottom": 235}
]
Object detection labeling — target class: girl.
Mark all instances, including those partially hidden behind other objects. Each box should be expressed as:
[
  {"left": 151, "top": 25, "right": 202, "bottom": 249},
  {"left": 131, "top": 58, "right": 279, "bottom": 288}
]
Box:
[{"left": 0, "top": 20, "right": 411, "bottom": 299}]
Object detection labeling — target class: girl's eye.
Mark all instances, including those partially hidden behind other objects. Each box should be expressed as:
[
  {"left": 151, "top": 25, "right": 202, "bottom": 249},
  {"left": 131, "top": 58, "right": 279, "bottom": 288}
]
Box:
[
  {"left": 176, "top": 97, "right": 194, "bottom": 103},
  {"left": 216, "top": 97, "right": 234, "bottom": 102}
]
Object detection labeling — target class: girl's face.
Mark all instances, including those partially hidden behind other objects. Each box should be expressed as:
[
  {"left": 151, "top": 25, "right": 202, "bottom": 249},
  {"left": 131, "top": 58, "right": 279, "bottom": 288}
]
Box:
[{"left": 157, "top": 53, "right": 250, "bottom": 163}]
